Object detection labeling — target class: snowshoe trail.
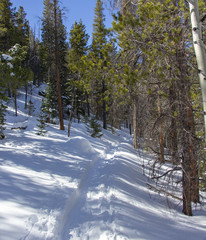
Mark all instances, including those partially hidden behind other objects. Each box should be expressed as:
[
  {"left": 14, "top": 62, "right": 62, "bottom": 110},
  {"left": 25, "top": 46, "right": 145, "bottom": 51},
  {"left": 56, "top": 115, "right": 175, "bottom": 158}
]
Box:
[
  {"left": 55, "top": 135, "right": 121, "bottom": 240},
  {"left": 1, "top": 84, "right": 206, "bottom": 240}
]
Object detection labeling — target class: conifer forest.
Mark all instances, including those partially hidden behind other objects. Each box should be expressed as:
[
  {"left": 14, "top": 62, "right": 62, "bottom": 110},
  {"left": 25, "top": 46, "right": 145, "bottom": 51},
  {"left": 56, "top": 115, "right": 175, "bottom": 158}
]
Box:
[{"left": 1, "top": 0, "right": 206, "bottom": 225}]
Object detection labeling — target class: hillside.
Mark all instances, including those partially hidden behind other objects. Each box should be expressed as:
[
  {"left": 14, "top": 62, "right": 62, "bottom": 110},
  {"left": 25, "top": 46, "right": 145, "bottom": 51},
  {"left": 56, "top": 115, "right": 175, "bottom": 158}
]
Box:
[{"left": 0, "top": 85, "right": 206, "bottom": 240}]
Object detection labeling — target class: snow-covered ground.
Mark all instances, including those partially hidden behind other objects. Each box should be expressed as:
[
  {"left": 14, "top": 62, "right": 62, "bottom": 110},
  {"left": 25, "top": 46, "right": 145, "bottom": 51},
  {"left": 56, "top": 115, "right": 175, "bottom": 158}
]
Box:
[{"left": 0, "top": 84, "right": 206, "bottom": 240}]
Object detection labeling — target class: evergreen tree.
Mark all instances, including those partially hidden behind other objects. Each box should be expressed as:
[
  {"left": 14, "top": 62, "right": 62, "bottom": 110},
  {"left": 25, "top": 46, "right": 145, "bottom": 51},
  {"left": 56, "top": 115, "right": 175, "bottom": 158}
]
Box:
[
  {"left": 37, "top": 102, "right": 48, "bottom": 135},
  {"left": 0, "top": 54, "right": 8, "bottom": 139},
  {"left": 67, "top": 20, "right": 89, "bottom": 134},
  {"left": 0, "top": 0, "right": 16, "bottom": 51},
  {"left": 42, "top": 81, "right": 58, "bottom": 123},
  {"left": 41, "top": 0, "right": 68, "bottom": 130},
  {"left": 112, "top": 1, "right": 143, "bottom": 149},
  {"left": 41, "top": 0, "right": 68, "bottom": 96},
  {"left": 85, "top": 116, "right": 103, "bottom": 138},
  {"left": 111, "top": 0, "right": 203, "bottom": 216},
  {"left": 41, "top": 0, "right": 56, "bottom": 91},
  {"left": 88, "top": 0, "right": 113, "bottom": 129},
  {"left": 15, "top": 6, "right": 30, "bottom": 46},
  {"left": 29, "top": 29, "right": 43, "bottom": 86},
  {"left": 9, "top": 44, "right": 33, "bottom": 115}
]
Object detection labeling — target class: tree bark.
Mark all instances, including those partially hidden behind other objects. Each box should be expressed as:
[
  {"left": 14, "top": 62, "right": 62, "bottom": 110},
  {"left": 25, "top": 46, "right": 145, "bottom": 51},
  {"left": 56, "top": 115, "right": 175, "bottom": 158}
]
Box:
[
  {"left": 102, "top": 80, "right": 107, "bottom": 129},
  {"left": 169, "top": 85, "right": 178, "bottom": 164},
  {"left": 54, "top": 0, "right": 64, "bottom": 130},
  {"left": 157, "top": 88, "right": 164, "bottom": 163},
  {"left": 86, "top": 92, "right": 90, "bottom": 117},
  {"left": 133, "top": 98, "right": 138, "bottom": 149},
  {"left": 189, "top": 0, "right": 206, "bottom": 141},
  {"left": 187, "top": 100, "right": 200, "bottom": 203},
  {"left": 14, "top": 90, "right": 17, "bottom": 116},
  {"left": 25, "top": 83, "right": 28, "bottom": 109},
  {"left": 177, "top": 42, "right": 193, "bottom": 216}
]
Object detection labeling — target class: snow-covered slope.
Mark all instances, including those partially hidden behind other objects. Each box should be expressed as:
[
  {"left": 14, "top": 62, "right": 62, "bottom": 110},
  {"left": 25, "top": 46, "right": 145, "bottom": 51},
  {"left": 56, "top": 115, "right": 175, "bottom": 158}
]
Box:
[{"left": 0, "top": 85, "right": 205, "bottom": 240}]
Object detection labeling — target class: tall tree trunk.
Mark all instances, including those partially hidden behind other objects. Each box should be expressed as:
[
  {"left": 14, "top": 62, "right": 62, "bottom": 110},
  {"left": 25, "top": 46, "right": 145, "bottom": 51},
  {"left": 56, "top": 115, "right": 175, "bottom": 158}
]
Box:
[
  {"left": 187, "top": 99, "right": 200, "bottom": 203},
  {"left": 129, "top": 122, "right": 132, "bottom": 135},
  {"left": 25, "top": 83, "right": 28, "bottom": 109},
  {"left": 54, "top": 0, "right": 64, "bottom": 130},
  {"left": 86, "top": 92, "right": 90, "bottom": 117},
  {"left": 133, "top": 98, "right": 138, "bottom": 149},
  {"left": 182, "top": 144, "right": 192, "bottom": 216},
  {"left": 180, "top": 80, "right": 192, "bottom": 216},
  {"left": 157, "top": 88, "right": 164, "bottom": 163},
  {"left": 189, "top": 0, "right": 206, "bottom": 141},
  {"left": 169, "top": 85, "right": 178, "bottom": 164},
  {"left": 102, "top": 80, "right": 107, "bottom": 129},
  {"left": 177, "top": 41, "right": 197, "bottom": 216},
  {"left": 14, "top": 90, "right": 17, "bottom": 117}
]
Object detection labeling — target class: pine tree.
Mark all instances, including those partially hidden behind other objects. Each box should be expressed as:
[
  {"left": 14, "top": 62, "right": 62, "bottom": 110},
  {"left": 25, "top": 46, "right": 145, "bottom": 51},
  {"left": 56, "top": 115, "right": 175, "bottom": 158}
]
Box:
[
  {"left": 37, "top": 103, "right": 48, "bottom": 136},
  {"left": 67, "top": 20, "right": 89, "bottom": 136},
  {"left": 9, "top": 44, "right": 33, "bottom": 116},
  {"left": 111, "top": 0, "right": 202, "bottom": 216},
  {"left": 41, "top": 0, "right": 68, "bottom": 130},
  {"left": 29, "top": 29, "right": 43, "bottom": 86},
  {"left": 15, "top": 6, "right": 30, "bottom": 46},
  {"left": 54, "top": 0, "right": 64, "bottom": 130},
  {"left": 88, "top": 0, "right": 113, "bottom": 129},
  {"left": 42, "top": 82, "right": 58, "bottom": 124},
  {"left": 41, "top": 0, "right": 56, "bottom": 91},
  {"left": 85, "top": 116, "right": 103, "bottom": 138},
  {"left": 0, "top": 52, "right": 8, "bottom": 139},
  {"left": 0, "top": 0, "right": 16, "bottom": 51}
]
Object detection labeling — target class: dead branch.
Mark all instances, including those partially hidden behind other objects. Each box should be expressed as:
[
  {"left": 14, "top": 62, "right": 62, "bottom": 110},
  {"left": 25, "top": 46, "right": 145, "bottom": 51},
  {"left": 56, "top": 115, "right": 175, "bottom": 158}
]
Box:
[
  {"left": 151, "top": 166, "right": 182, "bottom": 180},
  {"left": 147, "top": 183, "right": 182, "bottom": 201}
]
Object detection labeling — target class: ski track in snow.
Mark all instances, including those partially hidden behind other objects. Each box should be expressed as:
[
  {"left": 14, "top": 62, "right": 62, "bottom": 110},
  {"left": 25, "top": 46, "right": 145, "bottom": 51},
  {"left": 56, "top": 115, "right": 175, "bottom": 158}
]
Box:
[
  {"left": 55, "top": 137, "right": 119, "bottom": 240},
  {"left": 54, "top": 148, "right": 99, "bottom": 239},
  {"left": 1, "top": 85, "right": 206, "bottom": 240}
]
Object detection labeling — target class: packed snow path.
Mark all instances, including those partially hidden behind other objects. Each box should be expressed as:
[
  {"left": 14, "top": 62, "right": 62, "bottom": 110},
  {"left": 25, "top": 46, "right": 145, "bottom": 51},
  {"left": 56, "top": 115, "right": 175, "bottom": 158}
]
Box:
[
  {"left": 56, "top": 135, "right": 121, "bottom": 239},
  {"left": 0, "top": 85, "right": 206, "bottom": 240},
  {"left": 1, "top": 121, "right": 206, "bottom": 240}
]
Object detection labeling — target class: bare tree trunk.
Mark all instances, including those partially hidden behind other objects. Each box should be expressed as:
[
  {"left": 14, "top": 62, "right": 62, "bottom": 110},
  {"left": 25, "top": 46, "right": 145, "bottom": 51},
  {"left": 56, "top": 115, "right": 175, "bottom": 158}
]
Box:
[
  {"left": 68, "top": 90, "right": 75, "bottom": 137},
  {"left": 187, "top": 100, "right": 200, "bottom": 203},
  {"left": 25, "top": 83, "right": 28, "bottom": 109},
  {"left": 14, "top": 90, "right": 17, "bottom": 116},
  {"left": 157, "top": 89, "right": 164, "bottom": 163},
  {"left": 54, "top": 0, "right": 64, "bottom": 130},
  {"left": 189, "top": 0, "right": 206, "bottom": 141},
  {"left": 68, "top": 108, "right": 73, "bottom": 137},
  {"left": 86, "top": 92, "right": 90, "bottom": 117},
  {"left": 129, "top": 122, "right": 132, "bottom": 135},
  {"left": 133, "top": 98, "right": 138, "bottom": 149},
  {"left": 180, "top": 86, "right": 192, "bottom": 216},
  {"left": 102, "top": 80, "right": 107, "bottom": 129},
  {"left": 177, "top": 42, "right": 194, "bottom": 216},
  {"left": 182, "top": 155, "right": 192, "bottom": 216},
  {"left": 169, "top": 85, "right": 178, "bottom": 164}
]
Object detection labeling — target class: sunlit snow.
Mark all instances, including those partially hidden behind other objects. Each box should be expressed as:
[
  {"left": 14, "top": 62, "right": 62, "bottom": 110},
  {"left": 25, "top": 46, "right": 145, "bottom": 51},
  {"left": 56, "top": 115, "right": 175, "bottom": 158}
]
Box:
[{"left": 0, "top": 84, "right": 205, "bottom": 240}]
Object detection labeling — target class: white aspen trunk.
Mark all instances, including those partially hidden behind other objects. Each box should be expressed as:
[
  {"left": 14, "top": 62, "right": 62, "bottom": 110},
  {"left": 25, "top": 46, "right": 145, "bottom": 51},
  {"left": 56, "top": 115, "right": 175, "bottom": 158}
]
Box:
[{"left": 189, "top": 0, "right": 206, "bottom": 141}]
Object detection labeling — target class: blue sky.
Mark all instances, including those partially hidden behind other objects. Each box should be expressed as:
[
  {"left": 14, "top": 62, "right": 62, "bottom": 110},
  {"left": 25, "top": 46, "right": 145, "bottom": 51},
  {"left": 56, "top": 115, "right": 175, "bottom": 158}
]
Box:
[{"left": 11, "top": 0, "right": 114, "bottom": 42}]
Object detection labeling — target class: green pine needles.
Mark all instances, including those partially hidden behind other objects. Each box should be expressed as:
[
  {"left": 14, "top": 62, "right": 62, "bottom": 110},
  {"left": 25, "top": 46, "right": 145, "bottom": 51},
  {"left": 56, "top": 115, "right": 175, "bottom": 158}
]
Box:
[
  {"left": 36, "top": 105, "right": 48, "bottom": 136},
  {"left": 84, "top": 116, "right": 103, "bottom": 138}
]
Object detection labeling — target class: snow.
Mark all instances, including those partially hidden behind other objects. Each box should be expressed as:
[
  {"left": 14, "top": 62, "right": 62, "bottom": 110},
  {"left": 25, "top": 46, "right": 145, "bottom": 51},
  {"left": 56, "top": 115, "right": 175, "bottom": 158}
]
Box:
[
  {"left": 0, "top": 84, "right": 206, "bottom": 240},
  {"left": 1, "top": 54, "right": 13, "bottom": 61},
  {"left": 1, "top": 53, "right": 13, "bottom": 69}
]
